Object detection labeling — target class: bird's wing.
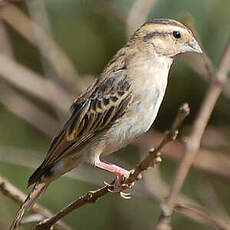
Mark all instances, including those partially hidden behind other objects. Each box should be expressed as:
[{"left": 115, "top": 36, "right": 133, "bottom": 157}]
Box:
[{"left": 42, "top": 69, "right": 132, "bottom": 170}]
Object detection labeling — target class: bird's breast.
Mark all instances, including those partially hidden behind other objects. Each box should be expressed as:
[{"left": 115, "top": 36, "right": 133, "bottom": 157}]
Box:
[{"left": 101, "top": 56, "right": 172, "bottom": 155}]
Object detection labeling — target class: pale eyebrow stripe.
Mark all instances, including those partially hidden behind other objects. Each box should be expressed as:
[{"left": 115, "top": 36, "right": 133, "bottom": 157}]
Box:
[{"left": 143, "top": 31, "right": 170, "bottom": 40}]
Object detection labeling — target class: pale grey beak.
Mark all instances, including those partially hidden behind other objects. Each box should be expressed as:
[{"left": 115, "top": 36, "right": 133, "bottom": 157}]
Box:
[{"left": 185, "top": 39, "right": 203, "bottom": 54}]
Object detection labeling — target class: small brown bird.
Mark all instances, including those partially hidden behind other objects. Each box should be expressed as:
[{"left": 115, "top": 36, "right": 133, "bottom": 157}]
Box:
[{"left": 10, "top": 18, "right": 202, "bottom": 229}]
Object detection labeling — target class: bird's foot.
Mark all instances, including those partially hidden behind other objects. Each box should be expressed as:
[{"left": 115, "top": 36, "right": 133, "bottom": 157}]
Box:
[{"left": 104, "top": 175, "right": 134, "bottom": 199}]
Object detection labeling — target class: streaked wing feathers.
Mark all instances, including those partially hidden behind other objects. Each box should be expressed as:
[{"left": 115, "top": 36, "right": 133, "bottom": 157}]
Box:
[{"left": 42, "top": 70, "right": 132, "bottom": 168}]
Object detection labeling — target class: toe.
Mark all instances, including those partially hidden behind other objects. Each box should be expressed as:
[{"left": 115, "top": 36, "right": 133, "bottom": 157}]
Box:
[{"left": 119, "top": 192, "right": 131, "bottom": 199}]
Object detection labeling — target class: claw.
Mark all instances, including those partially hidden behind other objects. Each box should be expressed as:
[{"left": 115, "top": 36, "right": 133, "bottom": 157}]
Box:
[
  {"left": 120, "top": 192, "right": 131, "bottom": 199},
  {"left": 95, "top": 159, "right": 134, "bottom": 198},
  {"left": 104, "top": 181, "right": 111, "bottom": 186},
  {"left": 104, "top": 174, "right": 134, "bottom": 199},
  {"left": 104, "top": 181, "right": 115, "bottom": 192},
  {"left": 107, "top": 188, "right": 114, "bottom": 193},
  {"left": 121, "top": 182, "right": 134, "bottom": 189}
]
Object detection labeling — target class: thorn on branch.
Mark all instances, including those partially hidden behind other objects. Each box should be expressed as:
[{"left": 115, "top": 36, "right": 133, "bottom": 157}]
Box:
[
  {"left": 171, "top": 103, "right": 190, "bottom": 132},
  {"left": 149, "top": 149, "right": 162, "bottom": 167},
  {"left": 82, "top": 191, "right": 95, "bottom": 202}
]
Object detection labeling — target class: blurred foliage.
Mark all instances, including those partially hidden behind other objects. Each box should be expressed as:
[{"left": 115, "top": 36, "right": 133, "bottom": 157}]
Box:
[{"left": 0, "top": 0, "right": 230, "bottom": 229}]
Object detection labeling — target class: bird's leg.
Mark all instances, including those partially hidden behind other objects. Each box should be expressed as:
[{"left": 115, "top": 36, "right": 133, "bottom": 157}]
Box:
[
  {"left": 95, "top": 158, "right": 130, "bottom": 178},
  {"left": 95, "top": 158, "right": 134, "bottom": 199}
]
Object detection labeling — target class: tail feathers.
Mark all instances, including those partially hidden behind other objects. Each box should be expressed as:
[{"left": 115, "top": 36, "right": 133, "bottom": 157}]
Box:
[
  {"left": 27, "top": 161, "right": 48, "bottom": 187},
  {"left": 10, "top": 182, "right": 48, "bottom": 230}
]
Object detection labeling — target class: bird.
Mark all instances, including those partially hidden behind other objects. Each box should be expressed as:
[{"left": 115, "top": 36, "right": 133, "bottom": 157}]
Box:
[{"left": 10, "top": 18, "right": 202, "bottom": 229}]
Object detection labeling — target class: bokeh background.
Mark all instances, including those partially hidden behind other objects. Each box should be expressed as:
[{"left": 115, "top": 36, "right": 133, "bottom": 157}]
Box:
[{"left": 0, "top": 0, "right": 230, "bottom": 229}]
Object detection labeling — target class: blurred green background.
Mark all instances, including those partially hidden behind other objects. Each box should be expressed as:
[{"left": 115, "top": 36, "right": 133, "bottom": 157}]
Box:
[{"left": 0, "top": 0, "right": 230, "bottom": 229}]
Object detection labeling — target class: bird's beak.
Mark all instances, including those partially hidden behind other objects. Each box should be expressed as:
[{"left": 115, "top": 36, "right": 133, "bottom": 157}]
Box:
[{"left": 185, "top": 39, "right": 203, "bottom": 54}]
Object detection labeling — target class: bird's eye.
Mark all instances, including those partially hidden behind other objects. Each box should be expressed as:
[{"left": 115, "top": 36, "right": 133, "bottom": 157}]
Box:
[{"left": 173, "top": 31, "right": 181, "bottom": 39}]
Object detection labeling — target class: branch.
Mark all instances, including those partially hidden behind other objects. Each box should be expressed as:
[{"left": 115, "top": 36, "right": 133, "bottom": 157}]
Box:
[
  {"left": 0, "top": 18, "right": 14, "bottom": 57},
  {"left": 154, "top": 40, "right": 230, "bottom": 230},
  {"left": 2, "top": 144, "right": 230, "bottom": 230},
  {"left": 35, "top": 103, "right": 190, "bottom": 230},
  {"left": 175, "top": 203, "right": 230, "bottom": 230},
  {"left": 126, "top": 103, "right": 190, "bottom": 184},
  {"left": 0, "top": 176, "right": 72, "bottom": 230},
  {"left": 143, "top": 166, "right": 230, "bottom": 230},
  {"left": 0, "top": 3, "right": 84, "bottom": 91},
  {"left": 0, "top": 83, "right": 59, "bottom": 137},
  {"left": 126, "top": 0, "right": 158, "bottom": 38},
  {"left": 26, "top": 0, "right": 70, "bottom": 120},
  {"left": 0, "top": 53, "right": 72, "bottom": 114},
  {"left": 137, "top": 131, "right": 230, "bottom": 181}
]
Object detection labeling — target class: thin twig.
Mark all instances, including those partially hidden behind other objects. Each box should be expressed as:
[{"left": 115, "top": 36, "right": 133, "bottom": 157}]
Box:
[
  {"left": 35, "top": 186, "right": 111, "bottom": 230},
  {"left": 35, "top": 103, "right": 190, "bottom": 230},
  {"left": 0, "top": 176, "right": 72, "bottom": 230},
  {"left": 137, "top": 131, "right": 230, "bottom": 181},
  {"left": 126, "top": 103, "right": 190, "bottom": 184},
  {"left": 154, "top": 40, "right": 230, "bottom": 230}
]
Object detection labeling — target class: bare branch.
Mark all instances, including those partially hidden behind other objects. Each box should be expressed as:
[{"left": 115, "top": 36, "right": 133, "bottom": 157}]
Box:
[
  {"left": 154, "top": 40, "right": 230, "bottom": 230},
  {"left": 0, "top": 3, "right": 229, "bottom": 230},
  {"left": 35, "top": 186, "right": 111, "bottom": 230},
  {"left": 34, "top": 103, "right": 189, "bottom": 230},
  {"left": 0, "top": 176, "right": 72, "bottom": 230},
  {"left": 0, "top": 3, "right": 86, "bottom": 91},
  {"left": 26, "top": 0, "right": 70, "bottom": 120},
  {"left": 143, "top": 168, "right": 230, "bottom": 230},
  {"left": 175, "top": 203, "right": 230, "bottom": 230},
  {"left": 126, "top": 0, "right": 158, "bottom": 38},
  {"left": 126, "top": 103, "right": 190, "bottom": 184},
  {"left": 2, "top": 143, "right": 230, "bottom": 230},
  {"left": 137, "top": 131, "right": 230, "bottom": 181},
  {"left": 0, "top": 10, "right": 66, "bottom": 134},
  {"left": 0, "top": 83, "right": 59, "bottom": 137},
  {"left": 0, "top": 53, "right": 72, "bottom": 114},
  {"left": 0, "top": 19, "right": 14, "bottom": 57}
]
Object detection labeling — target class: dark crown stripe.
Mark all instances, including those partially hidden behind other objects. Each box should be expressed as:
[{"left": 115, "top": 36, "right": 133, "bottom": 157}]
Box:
[{"left": 144, "top": 19, "right": 185, "bottom": 29}]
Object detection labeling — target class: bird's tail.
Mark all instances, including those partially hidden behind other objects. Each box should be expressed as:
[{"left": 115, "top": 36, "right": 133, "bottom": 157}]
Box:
[{"left": 10, "top": 182, "right": 48, "bottom": 230}]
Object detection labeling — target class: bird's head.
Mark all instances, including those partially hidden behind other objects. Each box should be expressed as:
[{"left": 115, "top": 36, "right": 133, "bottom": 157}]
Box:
[{"left": 131, "top": 18, "right": 202, "bottom": 58}]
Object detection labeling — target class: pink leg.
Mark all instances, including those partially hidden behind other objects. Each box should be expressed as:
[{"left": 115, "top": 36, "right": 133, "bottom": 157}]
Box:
[
  {"left": 95, "top": 159, "right": 130, "bottom": 178},
  {"left": 95, "top": 158, "right": 133, "bottom": 199}
]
